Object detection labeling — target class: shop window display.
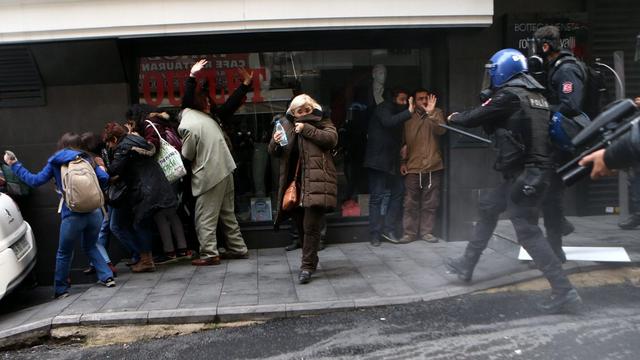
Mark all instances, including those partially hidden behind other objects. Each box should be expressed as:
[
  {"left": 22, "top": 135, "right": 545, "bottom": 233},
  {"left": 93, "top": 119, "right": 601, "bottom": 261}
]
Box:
[{"left": 138, "top": 49, "right": 425, "bottom": 223}]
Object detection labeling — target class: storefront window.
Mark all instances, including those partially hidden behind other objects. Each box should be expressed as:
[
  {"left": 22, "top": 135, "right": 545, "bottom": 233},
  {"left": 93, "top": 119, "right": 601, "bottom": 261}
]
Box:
[{"left": 138, "top": 49, "right": 427, "bottom": 224}]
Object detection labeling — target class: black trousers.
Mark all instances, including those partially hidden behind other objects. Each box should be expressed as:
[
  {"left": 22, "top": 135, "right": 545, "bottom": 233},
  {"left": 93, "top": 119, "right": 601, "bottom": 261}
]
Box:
[
  {"left": 467, "top": 175, "right": 573, "bottom": 294},
  {"left": 541, "top": 172, "right": 565, "bottom": 253}
]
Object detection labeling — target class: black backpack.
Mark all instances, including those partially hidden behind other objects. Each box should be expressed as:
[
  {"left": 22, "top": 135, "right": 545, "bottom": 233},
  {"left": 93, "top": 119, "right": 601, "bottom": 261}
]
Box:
[{"left": 551, "top": 56, "right": 607, "bottom": 119}]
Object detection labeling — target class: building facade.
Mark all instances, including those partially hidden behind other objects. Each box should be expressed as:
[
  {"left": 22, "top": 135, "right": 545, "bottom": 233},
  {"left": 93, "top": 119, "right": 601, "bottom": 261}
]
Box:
[{"left": 0, "top": 0, "right": 638, "bottom": 284}]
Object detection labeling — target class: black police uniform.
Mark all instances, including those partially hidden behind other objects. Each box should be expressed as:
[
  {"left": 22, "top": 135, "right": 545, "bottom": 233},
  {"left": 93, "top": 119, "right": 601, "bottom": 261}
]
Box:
[
  {"left": 541, "top": 49, "right": 586, "bottom": 260},
  {"left": 604, "top": 119, "right": 640, "bottom": 170},
  {"left": 448, "top": 74, "right": 574, "bottom": 296}
]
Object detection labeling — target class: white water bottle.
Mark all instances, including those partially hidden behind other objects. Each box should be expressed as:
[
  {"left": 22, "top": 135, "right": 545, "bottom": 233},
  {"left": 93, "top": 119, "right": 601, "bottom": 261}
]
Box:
[{"left": 275, "top": 120, "right": 288, "bottom": 146}]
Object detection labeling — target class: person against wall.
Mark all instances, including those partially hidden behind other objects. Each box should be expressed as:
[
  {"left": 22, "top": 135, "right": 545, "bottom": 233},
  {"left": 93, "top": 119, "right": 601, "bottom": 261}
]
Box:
[
  {"left": 269, "top": 94, "right": 338, "bottom": 284},
  {"left": 103, "top": 123, "right": 177, "bottom": 273},
  {"left": 364, "top": 89, "right": 415, "bottom": 246},
  {"left": 178, "top": 60, "right": 251, "bottom": 266},
  {"left": 132, "top": 107, "right": 191, "bottom": 264},
  {"left": 5, "top": 133, "right": 115, "bottom": 299},
  {"left": 399, "top": 88, "right": 446, "bottom": 243},
  {"left": 79, "top": 132, "right": 118, "bottom": 277}
]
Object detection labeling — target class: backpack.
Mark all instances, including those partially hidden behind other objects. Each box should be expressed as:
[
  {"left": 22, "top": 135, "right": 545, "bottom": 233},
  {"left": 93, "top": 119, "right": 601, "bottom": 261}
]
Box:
[
  {"left": 551, "top": 56, "right": 607, "bottom": 119},
  {"left": 0, "top": 163, "right": 31, "bottom": 197},
  {"left": 58, "top": 156, "right": 104, "bottom": 213}
]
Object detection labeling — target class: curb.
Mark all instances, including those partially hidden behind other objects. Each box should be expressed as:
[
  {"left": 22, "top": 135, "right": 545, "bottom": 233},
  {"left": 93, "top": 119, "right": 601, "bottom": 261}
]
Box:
[{"left": 0, "top": 262, "right": 621, "bottom": 349}]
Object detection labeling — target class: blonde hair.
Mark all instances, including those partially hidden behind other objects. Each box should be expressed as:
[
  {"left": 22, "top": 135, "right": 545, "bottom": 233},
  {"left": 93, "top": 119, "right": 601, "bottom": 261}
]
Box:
[{"left": 286, "top": 94, "right": 322, "bottom": 116}]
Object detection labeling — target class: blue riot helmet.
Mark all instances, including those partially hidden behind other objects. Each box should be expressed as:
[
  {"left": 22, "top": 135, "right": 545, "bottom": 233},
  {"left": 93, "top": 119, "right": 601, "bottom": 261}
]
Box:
[
  {"left": 482, "top": 48, "right": 529, "bottom": 90},
  {"left": 549, "top": 112, "right": 591, "bottom": 152}
]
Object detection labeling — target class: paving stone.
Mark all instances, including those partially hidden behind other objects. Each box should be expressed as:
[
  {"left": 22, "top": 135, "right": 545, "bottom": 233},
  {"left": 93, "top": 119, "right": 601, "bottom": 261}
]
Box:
[
  {"left": 285, "top": 250, "right": 339, "bottom": 302},
  {"left": 147, "top": 307, "right": 217, "bottom": 324},
  {"left": 285, "top": 300, "right": 356, "bottom": 317},
  {"left": 320, "top": 247, "right": 378, "bottom": 300},
  {"left": 339, "top": 244, "right": 416, "bottom": 297},
  {"left": 217, "top": 304, "right": 286, "bottom": 322},
  {"left": 79, "top": 311, "right": 148, "bottom": 326}
]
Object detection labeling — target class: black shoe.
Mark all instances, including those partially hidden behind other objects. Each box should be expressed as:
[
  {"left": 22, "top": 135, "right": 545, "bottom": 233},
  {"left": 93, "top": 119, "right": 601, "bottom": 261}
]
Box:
[
  {"left": 370, "top": 237, "right": 381, "bottom": 247},
  {"left": 285, "top": 242, "right": 301, "bottom": 251},
  {"left": 318, "top": 239, "right": 326, "bottom": 251},
  {"left": 54, "top": 291, "right": 70, "bottom": 300},
  {"left": 298, "top": 270, "right": 312, "bottom": 284},
  {"left": 538, "top": 289, "right": 582, "bottom": 313},
  {"left": 618, "top": 213, "right": 640, "bottom": 230},
  {"left": 381, "top": 232, "right": 399, "bottom": 244},
  {"left": 562, "top": 218, "right": 575, "bottom": 236},
  {"left": 445, "top": 250, "right": 481, "bottom": 282}
]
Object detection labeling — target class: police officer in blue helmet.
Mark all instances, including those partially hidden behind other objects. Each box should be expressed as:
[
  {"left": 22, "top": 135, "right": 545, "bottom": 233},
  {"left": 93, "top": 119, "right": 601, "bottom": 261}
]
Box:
[{"left": 446, "top": 49, "right": 581, "bottom": 313}]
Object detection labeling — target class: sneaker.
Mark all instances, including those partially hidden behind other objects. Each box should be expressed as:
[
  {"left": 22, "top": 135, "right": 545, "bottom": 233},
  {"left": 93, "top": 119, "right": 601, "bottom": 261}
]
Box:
[
  {"left": 100, "top": 277, "right": 116, "bottom": 288},
  {"left": 54, "top": 291, "right": 70, "bottom": 300},
  {"left": 176, "top": 249, "right": 194, "bottom": 260},
  {"left": 83, "top": 266, "right": 96, "bottom": 275},
  {"left": 154, "top": 253, "right": 178, "bottom": 265},
  {"left": 381, "top": 232, "right": 399, "bottom": 244},
  {"left": 421, "top": 234, "right": 439, "bottom": 243}
]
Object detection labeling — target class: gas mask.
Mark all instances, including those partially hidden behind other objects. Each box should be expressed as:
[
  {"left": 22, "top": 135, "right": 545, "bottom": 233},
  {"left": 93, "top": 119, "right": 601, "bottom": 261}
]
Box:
[{"left": 525, "top": 38, "right": 547, "bottom": 86}]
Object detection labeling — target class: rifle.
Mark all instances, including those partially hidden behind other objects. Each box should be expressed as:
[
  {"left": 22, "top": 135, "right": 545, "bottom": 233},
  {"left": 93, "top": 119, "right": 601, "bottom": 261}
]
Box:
[{"left": 558, "top": 99, "right": 639, "bottom": 186}]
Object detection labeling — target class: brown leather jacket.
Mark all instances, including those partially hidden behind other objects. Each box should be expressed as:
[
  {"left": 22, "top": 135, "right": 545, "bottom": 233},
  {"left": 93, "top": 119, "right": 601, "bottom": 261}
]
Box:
[{"left": 268, "top": 112, "right": 338, "bottom": 225}]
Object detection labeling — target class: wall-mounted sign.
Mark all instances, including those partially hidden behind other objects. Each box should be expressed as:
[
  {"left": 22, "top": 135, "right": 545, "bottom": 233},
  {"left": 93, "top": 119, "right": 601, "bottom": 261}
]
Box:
[
  {"left": 506, "top": 13, "right": 589, "bottom": 59},
  {"left": 138, "top": 54, "right": 267, "bottom": 107}
]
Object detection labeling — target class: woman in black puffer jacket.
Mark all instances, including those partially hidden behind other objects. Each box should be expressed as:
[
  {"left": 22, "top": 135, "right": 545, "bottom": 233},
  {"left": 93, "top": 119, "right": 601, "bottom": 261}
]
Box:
[{"left": 103, "top": 122, "right": 177, "bottom": 273}]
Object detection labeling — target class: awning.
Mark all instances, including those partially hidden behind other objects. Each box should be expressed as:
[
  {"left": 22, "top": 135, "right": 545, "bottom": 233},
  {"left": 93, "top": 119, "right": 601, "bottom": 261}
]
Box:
[{"left": 0, "top": 0, "right": 493, "bottom": 44}]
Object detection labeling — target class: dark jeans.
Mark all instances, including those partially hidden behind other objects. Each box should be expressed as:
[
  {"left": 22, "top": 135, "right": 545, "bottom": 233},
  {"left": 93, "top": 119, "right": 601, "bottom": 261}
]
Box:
[
  {"left": 541, "top": 172, "right": 565, "bottom": 253},
  {"left": 292, "top": 206, "right": 325, "bottom": 272},
  {"left": 403, "top": 171, "right": 442, "bottom": 239},
  {"left": 110, "top": 206, "right": 153, "bottom": 253},
  {"left": 467, "top": 175, "right": 573, "bottom": 294},
  {"left": 368, "top": 169, "right": 404, "bottom": 239}
]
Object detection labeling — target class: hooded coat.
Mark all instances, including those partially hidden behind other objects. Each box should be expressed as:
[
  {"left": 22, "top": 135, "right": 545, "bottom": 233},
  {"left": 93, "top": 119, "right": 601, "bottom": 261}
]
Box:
[
  {"left": 107, "top": 134, "right": 177, "bottom": 223},
  {"left": 268, "top": 110, "right": 338, "bottom": 226},
  {"left": 11, "top": 149, "right": 109, "bottom": 219}
]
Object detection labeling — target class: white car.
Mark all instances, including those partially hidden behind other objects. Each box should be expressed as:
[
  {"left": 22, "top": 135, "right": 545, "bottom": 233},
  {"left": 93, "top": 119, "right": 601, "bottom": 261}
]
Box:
[{"left": 0, "top": 193, "right": 37, "bottom": 300}]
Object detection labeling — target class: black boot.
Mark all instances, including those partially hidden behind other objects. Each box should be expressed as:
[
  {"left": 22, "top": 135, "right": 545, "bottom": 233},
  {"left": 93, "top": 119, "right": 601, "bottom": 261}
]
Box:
[
  {"left": 285, "top": 240, "right": 301, "bottom": 251},
  {"left": 538, "top": 288, "right": 582, "bottom": 313},
  {"left": 445, "top": 248, "right": 482, "bottom": 282},
  {"left": 618, "top": 213, "right": 640, "bottom": 230}
]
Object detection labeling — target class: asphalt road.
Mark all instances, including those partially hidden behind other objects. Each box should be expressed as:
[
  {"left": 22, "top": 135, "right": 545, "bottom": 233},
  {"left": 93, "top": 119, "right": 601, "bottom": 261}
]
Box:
[{"left": 3, "top": 284, "right": 640, "bottom": 360}]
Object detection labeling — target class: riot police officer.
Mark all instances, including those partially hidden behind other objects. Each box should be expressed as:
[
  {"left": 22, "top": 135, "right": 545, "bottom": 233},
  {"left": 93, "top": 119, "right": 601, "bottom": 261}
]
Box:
[
  {"left": 446, "top": 49, "right": 581, "bottom": 313},
  {"left": 533, "top": 25, "right": 587, "bottom": 262}
]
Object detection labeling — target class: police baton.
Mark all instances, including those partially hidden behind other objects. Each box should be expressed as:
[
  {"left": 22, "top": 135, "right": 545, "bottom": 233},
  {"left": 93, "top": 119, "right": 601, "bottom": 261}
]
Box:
[{"left": 438, "top": 123, "right": 492, "bottom": 144}]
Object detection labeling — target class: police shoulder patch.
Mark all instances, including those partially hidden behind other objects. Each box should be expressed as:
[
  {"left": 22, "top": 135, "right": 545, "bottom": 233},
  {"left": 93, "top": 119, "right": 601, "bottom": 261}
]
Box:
[{"left": 562, "top": 81, "right": 573, "bottom": 94}]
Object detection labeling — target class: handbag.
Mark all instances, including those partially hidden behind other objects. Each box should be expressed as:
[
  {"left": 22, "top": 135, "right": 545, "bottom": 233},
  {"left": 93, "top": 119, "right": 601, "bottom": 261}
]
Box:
[
  {"left": 146, "top": 120, "right": 187, "bottom": 183},
  {"left": 282, "top": 157, "right": 301, "bottom": 211},
  {"left": 107, "top": 181, "right": 127, "bottom": 208}
]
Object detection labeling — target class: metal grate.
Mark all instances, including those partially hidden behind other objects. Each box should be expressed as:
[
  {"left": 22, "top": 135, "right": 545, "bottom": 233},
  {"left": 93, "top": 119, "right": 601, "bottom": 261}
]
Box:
[{"left": 0, "top": 46, "right": 46, "bottom": 107}]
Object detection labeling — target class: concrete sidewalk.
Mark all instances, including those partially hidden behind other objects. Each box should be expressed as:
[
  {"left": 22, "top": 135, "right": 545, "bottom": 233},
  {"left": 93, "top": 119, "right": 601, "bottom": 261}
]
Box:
[{"left": 1, "top": 215, "right": 637, "bottom": 348}]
